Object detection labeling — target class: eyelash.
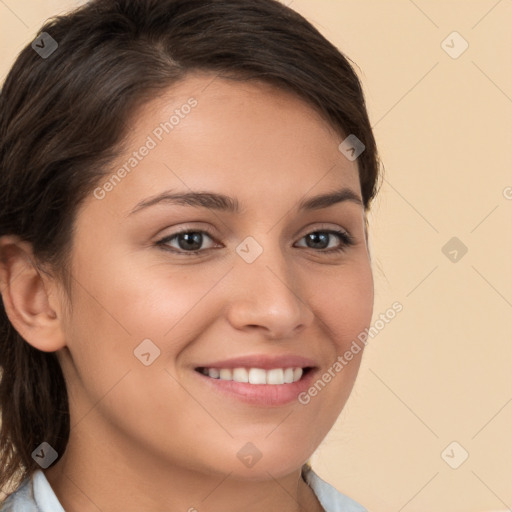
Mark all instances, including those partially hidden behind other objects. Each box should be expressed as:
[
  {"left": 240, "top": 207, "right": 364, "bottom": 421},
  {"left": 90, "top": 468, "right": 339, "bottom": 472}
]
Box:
[{"left": 156, "top": 227, "right": 355, "bottom": 256}]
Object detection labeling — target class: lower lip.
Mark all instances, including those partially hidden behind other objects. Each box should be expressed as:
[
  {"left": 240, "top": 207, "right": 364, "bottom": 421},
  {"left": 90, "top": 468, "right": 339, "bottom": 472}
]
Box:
[{"left": 193, "top": 368, "right": 318, "bottom": 407}]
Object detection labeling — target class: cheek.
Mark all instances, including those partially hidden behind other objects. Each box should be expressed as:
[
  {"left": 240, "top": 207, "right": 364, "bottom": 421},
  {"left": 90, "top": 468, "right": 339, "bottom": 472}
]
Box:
[
  {"left": 114, "top": 262, "right": 230, "bottom": 343},
  {"left": 66, "top": 256, "right": 226, "bottom": 366},
  {"left": 61, "top": 261, "right": 223, "bottom": 449},
  {"left": 309, "top": 259, "right": 374, "bottom": 349},
  {"left": 296, "top": 259, "right": 373, "bottom": 411}
]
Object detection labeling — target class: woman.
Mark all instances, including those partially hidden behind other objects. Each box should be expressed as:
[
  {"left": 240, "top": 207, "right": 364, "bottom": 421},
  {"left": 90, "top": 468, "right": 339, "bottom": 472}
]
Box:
[{"left": 0, "top": 0, "right": 382, "bottom": 510}]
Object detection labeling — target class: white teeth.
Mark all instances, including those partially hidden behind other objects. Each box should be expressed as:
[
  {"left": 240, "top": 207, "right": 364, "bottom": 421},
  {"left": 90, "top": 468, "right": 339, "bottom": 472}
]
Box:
[
  {"left": 200, "top": 367, "right": 305, "bottom": 385},
  {"left": 248, "top": 368, "right": 267, "bottom": 384},
  {"left": 219, "top": 369, "right": 232, "bottom": 381},
  {"left": 267, "top": 368, "right": 284, "bottom": 385},
  {"left": 283, "top": 368, "right": 294, "bottom": 383},
  {"left": 232, "top": 368, "right": 249, "bottom": 383}
]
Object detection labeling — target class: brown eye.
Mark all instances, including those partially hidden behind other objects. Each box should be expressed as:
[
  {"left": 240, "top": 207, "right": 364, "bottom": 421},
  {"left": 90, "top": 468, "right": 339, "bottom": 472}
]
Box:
[
  {"left": 157, "top": 230, "right": 218, "bottom": 254},
  {"left": 295, "top": 230, "right": 354, "bottom": 253}
]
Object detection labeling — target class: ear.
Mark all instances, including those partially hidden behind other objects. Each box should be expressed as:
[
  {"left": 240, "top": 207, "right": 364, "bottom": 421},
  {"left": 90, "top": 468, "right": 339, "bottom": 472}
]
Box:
[{"left": 0, "top": 235, "right": 67, "bottom": 352}]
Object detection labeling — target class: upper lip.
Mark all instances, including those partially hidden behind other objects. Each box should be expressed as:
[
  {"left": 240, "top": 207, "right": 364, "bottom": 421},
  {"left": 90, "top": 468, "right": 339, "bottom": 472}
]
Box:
[{"left": 195, "top": 354, "right": 318, "bottom": 370}]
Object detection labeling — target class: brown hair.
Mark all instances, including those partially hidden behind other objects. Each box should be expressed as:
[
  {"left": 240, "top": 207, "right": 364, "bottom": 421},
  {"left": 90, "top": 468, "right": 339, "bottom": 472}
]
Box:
[{"left": 0, "top": 0, "right": 382, "bottom": 496}]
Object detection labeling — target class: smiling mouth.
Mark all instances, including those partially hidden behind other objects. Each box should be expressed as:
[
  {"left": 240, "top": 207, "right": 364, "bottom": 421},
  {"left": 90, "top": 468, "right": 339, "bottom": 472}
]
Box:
[{"left": 195, "top": 367, "right": 313, "bottom": 385}]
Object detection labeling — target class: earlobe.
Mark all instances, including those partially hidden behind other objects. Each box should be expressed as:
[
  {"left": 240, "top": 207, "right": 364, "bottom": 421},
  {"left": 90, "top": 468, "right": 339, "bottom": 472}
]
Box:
[{"left": 0, "top": 235, "right": 66, "bottom": 352}]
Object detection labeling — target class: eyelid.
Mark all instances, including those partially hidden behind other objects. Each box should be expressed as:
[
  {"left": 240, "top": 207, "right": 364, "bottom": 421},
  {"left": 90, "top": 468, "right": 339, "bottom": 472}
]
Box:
[{"left": 296, "top": 222, "right": 349, "bottom": 237}]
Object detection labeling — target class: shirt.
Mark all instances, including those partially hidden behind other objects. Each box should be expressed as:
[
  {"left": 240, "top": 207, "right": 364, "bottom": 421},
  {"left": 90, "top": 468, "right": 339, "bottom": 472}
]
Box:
[{"left": 0, "top": 465, "right": 367, "bottom": 512}]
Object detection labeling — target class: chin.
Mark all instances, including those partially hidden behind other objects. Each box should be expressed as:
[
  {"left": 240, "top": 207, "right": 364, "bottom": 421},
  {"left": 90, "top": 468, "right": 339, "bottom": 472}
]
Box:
[{"left": 209, "top": 441, "right": 312, "bottom": 482}]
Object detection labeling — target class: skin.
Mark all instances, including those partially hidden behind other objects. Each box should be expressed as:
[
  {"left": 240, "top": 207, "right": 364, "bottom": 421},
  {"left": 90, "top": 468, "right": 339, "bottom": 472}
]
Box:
[{"left": 0, "top": 71, "right": 374, "bottom": 512}]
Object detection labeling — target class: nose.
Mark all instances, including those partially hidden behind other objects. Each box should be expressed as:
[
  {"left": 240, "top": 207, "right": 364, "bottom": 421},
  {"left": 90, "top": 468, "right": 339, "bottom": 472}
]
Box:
[{"left": 225, "top": 242, "right": 314, "bottom": 340}]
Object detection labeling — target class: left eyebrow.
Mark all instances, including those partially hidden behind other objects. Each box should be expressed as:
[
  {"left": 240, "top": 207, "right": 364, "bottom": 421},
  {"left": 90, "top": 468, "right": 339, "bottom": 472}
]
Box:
[
  {"left": 127, "top": 186, "right": 363, "bottom": 216},
  {"left": 297, "top": 187, "right": 363, "bottom": 210}
]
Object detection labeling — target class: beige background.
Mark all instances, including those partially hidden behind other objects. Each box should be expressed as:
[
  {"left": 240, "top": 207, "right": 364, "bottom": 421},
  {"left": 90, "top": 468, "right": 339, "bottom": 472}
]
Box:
[{"left": 1, "top": 1, "right": 511, "bottom": 511}]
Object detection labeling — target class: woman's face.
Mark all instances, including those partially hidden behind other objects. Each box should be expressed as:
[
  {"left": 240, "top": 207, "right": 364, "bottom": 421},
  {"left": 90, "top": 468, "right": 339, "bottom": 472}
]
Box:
[{"left": 54, "top": 72, "right": 374, "bottom": 480}]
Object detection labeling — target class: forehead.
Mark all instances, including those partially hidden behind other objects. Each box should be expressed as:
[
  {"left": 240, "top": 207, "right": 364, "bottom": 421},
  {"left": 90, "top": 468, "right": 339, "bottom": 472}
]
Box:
[{"left": 83, "top": 72, "right": 361, "bottom": 220}]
